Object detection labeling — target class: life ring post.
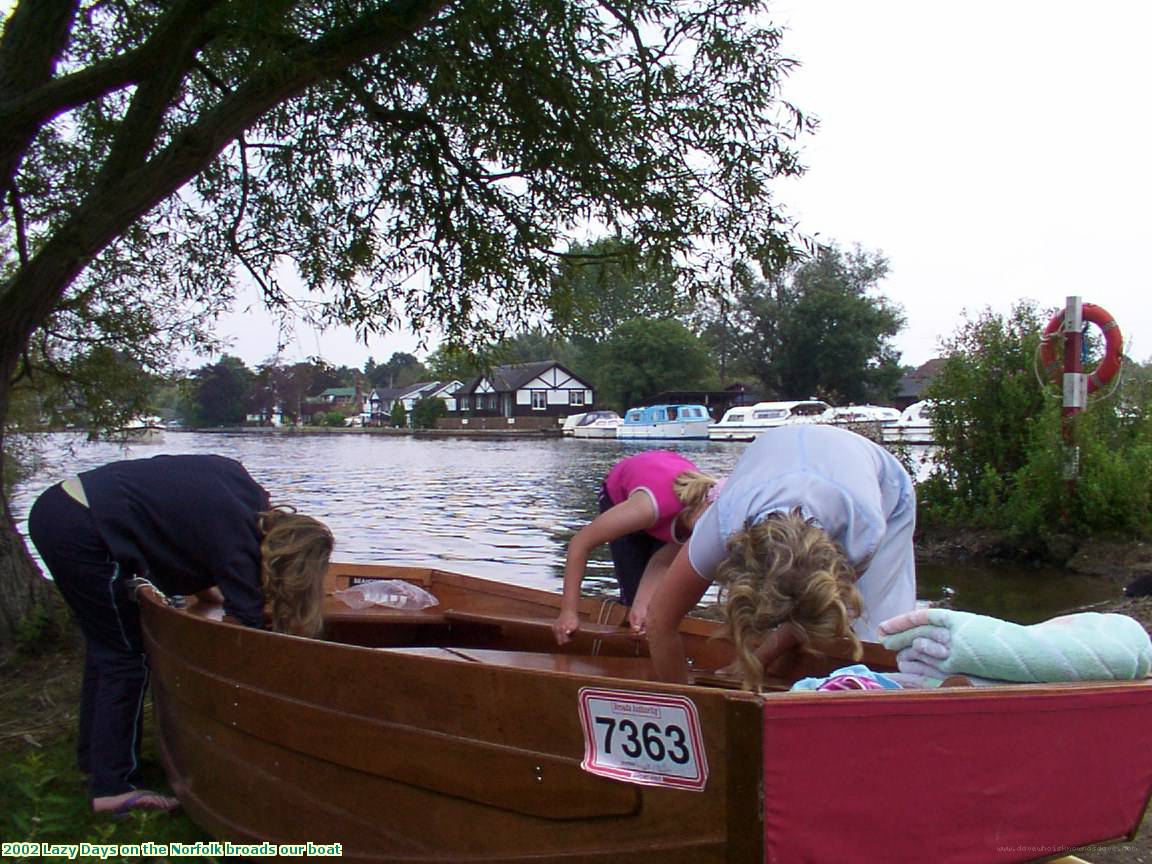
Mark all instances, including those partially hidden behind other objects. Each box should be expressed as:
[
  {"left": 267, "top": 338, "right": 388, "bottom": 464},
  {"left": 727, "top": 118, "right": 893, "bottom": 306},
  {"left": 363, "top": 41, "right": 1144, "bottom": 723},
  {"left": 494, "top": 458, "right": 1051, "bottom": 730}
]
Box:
[
  {"left": 1061, "top": 297, "right": 1086, "bottom": 415},
  {"left": 1037, "top": 296, "right": 1124, "bottom": 525},
  {"left": 1059, "top": 296, "right": 1085, "bottom": 490}
]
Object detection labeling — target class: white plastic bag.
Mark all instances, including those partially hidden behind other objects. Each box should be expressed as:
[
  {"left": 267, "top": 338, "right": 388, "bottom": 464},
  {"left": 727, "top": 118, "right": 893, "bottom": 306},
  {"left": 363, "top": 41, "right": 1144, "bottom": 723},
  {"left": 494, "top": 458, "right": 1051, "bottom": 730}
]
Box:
[{"left": 334, "top": 580, "right": 439, "bottom": 611}]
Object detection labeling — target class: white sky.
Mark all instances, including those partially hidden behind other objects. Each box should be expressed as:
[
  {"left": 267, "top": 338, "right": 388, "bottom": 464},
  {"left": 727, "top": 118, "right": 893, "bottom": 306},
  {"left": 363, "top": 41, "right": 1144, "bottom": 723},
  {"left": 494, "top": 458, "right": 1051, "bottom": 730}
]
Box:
[{"left": 209, "top": 0, "right": 1152, "bottom": 370}]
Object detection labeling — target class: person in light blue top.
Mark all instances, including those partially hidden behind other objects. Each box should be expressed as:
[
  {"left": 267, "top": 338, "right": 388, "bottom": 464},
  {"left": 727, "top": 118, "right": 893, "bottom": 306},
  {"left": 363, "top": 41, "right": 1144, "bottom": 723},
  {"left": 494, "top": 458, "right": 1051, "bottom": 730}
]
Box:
[{"left": 646, "top": 424, "right": 916, "bottom": 690}]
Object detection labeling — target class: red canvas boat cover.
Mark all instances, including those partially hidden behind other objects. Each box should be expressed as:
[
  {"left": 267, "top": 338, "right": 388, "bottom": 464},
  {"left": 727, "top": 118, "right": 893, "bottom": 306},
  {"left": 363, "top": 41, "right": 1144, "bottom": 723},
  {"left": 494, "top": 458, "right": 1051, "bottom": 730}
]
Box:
[{"left": 761, "top": 684, "right": 1152, "bottom": 863}]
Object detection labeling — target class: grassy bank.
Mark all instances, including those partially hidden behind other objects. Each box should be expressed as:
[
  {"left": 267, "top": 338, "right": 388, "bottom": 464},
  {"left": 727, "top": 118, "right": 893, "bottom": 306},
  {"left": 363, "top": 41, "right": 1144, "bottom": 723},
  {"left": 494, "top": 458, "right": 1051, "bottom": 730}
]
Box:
[{"left": 0, "top": 635, "right": 213, "bottom": 861}]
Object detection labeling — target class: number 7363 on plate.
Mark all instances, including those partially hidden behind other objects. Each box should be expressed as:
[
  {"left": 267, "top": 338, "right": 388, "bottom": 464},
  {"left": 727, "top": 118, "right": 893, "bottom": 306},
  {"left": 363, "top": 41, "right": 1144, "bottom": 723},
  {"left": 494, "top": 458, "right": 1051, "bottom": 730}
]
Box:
[{"left": 577, "top": 688, "right": 709, "bottom": 791}]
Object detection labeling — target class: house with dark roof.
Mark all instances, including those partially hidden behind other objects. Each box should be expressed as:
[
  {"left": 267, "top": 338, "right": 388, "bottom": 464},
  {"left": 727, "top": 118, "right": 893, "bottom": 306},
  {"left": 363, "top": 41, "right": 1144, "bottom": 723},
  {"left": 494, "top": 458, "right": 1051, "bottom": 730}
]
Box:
[
  {"left": 447, "top": 361, "right": 594, "bottom": 431},
  {"left": 366, "top": 381, "right": 462, "bottom": 426},
  {"left": 300, "top": 384, "right": 364, "bottom": 423},
  {"left": 894, "top": 358, "right": 945, "bottom": 409}
]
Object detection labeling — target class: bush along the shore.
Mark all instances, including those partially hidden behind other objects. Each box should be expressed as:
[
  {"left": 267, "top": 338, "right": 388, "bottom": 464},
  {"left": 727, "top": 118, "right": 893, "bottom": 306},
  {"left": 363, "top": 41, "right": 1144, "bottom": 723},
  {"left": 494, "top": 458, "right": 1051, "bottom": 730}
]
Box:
[{"left": 915, "top": 301, "right": 1152, "bottom": 561}]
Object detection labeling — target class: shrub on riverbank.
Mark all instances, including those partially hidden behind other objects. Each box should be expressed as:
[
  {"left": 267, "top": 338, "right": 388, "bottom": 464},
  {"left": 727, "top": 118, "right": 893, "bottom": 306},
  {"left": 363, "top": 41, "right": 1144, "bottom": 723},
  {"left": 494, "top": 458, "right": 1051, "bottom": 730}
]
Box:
[{"left": 916, "top": 302, "right": 1152, "bottom": 556}]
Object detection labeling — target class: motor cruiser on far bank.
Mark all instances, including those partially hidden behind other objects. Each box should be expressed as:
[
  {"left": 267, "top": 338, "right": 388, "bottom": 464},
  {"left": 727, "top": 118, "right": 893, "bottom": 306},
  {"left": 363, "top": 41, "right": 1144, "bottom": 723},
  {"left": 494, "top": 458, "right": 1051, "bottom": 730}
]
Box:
[
  {"left": 617, "top": 404, "right": 712, "bottom": 440},
  {"left": 568, "top": 410, "right": 624, "bottom": 439},
  {"left": 708, "top": 400, "right": 831, "bottom": 442}
]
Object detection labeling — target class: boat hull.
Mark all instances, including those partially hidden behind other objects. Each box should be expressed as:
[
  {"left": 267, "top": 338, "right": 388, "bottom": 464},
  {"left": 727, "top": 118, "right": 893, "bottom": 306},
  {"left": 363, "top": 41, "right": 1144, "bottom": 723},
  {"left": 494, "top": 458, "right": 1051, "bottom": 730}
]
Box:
[
  {"left": 882, "top": 423, "right": 935, "bottom": 445},
  {"left": 707, "top": 423, "right": 783, "bottom": 442},
  {"left": 571, "top": 426, "right": 619, "bottom": 439},
  {"left": 617, "top": 421, "right": 710, "bottom": 440},
  {"left": 143, "top": 570, "right": 761, "bottom": 863},
  {"left": 141, "top": 564, "right": 1152, "bottom": 863}
]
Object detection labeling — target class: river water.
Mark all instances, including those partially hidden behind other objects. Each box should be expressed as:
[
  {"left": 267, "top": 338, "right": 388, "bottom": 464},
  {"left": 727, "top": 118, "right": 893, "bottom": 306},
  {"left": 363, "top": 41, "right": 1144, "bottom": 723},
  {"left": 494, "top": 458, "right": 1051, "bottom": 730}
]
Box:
[{"left": 10, "top": 431, "right": 1121, "bottom": 623}]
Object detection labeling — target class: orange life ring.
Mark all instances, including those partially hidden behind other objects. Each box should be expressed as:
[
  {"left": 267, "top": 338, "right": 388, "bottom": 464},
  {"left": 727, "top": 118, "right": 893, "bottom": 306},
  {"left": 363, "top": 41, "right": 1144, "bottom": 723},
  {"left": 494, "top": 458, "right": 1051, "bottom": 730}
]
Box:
[{"left": 1039, "top": 302, "right": 1123, "bottom": 393}]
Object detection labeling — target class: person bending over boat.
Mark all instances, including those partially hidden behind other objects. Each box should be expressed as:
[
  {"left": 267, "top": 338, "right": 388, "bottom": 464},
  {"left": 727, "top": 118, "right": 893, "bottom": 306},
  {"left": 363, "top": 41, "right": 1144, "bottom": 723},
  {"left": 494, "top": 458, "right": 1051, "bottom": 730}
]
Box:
[
  {"left": 552, "top": 450, "right": 720, "bottom": 645},
  {"left": 645, "top": 425, "right": 916, "bottom": 689},
  {"left": 27, "top": 454, "right": 334, "bottom": 817}
]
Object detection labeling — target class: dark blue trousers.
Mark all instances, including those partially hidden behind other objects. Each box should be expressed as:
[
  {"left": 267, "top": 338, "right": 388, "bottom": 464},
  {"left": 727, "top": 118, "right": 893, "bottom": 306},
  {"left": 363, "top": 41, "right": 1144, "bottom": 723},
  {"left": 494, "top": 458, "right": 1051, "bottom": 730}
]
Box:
[
  {"left": 28, "top": 483, "right": 148, "bottom": 799},
  {"left": 598, "top": 484, "right": 662, "bottom": 607}
]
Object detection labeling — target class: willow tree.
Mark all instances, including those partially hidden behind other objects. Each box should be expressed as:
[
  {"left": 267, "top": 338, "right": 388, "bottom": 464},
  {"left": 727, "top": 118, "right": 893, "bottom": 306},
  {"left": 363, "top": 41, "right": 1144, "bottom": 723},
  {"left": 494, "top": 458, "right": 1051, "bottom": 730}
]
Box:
[{"left": 0, "top": 0, "right": 812, "bottom": 651}]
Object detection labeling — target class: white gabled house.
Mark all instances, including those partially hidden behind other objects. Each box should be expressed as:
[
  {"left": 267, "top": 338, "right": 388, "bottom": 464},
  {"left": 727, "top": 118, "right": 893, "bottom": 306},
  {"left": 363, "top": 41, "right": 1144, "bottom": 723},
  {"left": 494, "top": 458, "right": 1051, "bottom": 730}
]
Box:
[
  {"left": 453, "top": 362, "right": 593, "bottom": 429},
  {"left": 366, "top": 380, "right": 462, "bottom": 426}
]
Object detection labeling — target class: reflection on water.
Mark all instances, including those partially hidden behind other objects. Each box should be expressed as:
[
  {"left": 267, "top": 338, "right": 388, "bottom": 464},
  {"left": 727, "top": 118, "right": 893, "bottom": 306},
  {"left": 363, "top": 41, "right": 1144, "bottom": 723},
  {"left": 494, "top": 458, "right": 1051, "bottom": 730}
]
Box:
[
  {"left": 10, "top": 432, "right": 1122, "bottom": 621},
  {"left": 917, "top": 563, "right": 1119, "bottom": 625}
]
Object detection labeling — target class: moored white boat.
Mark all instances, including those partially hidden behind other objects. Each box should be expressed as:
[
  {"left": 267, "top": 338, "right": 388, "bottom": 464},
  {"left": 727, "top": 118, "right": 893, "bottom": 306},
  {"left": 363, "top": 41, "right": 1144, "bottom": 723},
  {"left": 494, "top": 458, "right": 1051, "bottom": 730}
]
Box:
[
  {"left": 560, "top": 413, "right": 588, "bottom": 436},
  {"left": 708, "top": 400, "right": 830, "bottom": 442},
  {"left": 617, "top": 404, "right": 711, "bottom": 440},
  {"left": 882, "top": 400, "right": 936, "bottom": 445},
  {"left": 91, "top": 416, "right": 166, "bottom": 444},
  {"left": 570, "top": 410, "right": 623, "bottom": 439},
  {"left": 822, "top": 404, "right": 902, "bottom": 429}
]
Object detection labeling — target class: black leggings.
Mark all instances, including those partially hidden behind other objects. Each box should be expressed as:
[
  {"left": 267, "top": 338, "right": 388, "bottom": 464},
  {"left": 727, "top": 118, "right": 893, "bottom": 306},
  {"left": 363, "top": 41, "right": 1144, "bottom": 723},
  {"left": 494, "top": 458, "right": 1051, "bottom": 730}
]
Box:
[
  {"left": 28, "top": 483, "right": 147, "bottom": 799},
  {"left": 598, "top": 485, "right": 662, "bottom": 606}
]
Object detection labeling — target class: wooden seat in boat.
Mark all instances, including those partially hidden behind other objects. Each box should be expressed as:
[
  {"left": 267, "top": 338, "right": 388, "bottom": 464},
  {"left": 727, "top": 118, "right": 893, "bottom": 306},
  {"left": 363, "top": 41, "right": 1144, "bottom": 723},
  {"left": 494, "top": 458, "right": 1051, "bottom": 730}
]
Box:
[
  {"left": 380, "top": 646, "right": 658, "bottom": 680},
  {"left": 441, "top": 609, "right": 643, "bottom": 641}
]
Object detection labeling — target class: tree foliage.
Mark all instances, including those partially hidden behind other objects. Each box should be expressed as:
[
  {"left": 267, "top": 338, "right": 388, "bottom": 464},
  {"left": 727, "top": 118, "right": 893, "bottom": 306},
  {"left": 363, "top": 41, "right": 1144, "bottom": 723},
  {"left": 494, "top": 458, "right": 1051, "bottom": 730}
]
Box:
[
  {"left": 920, "top": 301, "right": 1050, "bottom": 512},
  {"left": 723, "top": 245, "right": 905, "bottom": 403},
  {"left": 410, "top": 395, "right": 446, "bottom": 429},
  {"left": 366, "top": 352, "right": 427, "bottom": 389},
  {"left": 549, "top": 238, "right": 689, "bottom": 343},
  {"left": 919, "top": 301, "right": 1152, "bottom": 544},
  {"left": 184, "top": 354, "right": 254, "bottom": 426},
  {"left": 252, "top": 360, "right": 315, "bottom": 425},
  {"left": 390, "top": 399, "right": 407, "bottom": 428},
  {"left": 0, "top": 0, "right": 813, "bottom": 651},
  {"left": 689, "top": 261, "right": 761, "bottom": 387},
  {"left": 424, "top": 344, "right": 481, "bottom": 383},
  {"left": 2, "top": 0, "right": 811, "bottom": 398},
  {"left": 597, "top": 318, "right": 713, "bottom": 410}
]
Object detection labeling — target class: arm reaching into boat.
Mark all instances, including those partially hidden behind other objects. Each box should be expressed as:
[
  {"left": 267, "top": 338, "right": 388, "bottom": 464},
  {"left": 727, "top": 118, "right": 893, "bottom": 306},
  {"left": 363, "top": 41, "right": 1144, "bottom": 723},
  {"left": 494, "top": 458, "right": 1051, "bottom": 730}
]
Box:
[
  {"left": 552, "top": 451, "right": 719, "bottom": 646},
  {"left": 647, "top": 545, "right": 711, "bottom": 683},
  {"left": 554, "top": 492, "right": 655, "bottom": 644},
  {"left": 627, "top": 541, "right": 681, "bottom": 634}
]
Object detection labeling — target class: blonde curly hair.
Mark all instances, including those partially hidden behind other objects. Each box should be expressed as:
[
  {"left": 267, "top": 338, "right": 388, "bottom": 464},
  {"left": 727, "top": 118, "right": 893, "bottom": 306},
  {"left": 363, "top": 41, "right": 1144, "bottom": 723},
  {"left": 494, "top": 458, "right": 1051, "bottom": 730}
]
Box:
[
  {"left": 259, "top": 507, "right": 334, "bottom": 639},
  {"left": 716, "top": 508, "right": 863, "bottom": 691}
]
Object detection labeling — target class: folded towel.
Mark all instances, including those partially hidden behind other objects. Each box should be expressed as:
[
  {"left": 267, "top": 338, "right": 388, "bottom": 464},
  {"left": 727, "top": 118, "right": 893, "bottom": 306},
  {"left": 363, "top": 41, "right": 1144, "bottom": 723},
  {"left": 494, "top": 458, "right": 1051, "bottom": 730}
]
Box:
[{"left": 879, "top": 609, "right": 1152, "bottom": 684}]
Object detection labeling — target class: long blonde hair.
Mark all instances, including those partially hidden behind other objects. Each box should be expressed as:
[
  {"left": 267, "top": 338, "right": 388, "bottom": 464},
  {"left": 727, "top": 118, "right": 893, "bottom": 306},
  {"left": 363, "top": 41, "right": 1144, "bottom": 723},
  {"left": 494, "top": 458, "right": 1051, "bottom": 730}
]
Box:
[
  {"left": 673, "top": 470, "right": 718, "bottom": 516},
  {"left": 716, "top": 509, "right": 862, "bottom": 691},
  {"left": 259, "top": 507, "right": 334, "bottom": 638}
]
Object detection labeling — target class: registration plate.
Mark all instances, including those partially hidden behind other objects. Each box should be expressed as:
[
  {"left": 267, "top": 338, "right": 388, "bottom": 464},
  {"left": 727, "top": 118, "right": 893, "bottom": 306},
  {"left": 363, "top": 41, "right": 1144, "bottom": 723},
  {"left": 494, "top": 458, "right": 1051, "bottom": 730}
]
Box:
[{"left": 578, "top": 688, "right": 708, "bottom": 791}]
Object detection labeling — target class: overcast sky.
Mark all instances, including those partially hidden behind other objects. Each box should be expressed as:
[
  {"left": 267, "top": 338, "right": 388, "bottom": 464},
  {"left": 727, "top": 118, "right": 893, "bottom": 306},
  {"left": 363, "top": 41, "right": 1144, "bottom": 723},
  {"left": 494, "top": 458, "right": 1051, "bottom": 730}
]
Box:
[{"left": 211, "top": 0, "right": 1152, "bottom": 371}]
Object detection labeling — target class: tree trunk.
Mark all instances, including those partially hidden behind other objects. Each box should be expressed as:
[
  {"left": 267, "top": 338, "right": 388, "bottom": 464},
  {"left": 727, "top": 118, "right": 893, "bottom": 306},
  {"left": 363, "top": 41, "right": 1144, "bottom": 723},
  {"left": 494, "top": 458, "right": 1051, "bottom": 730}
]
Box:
[
  {"left": 0, "top": 471, "right": 52, "bottom": 662},
  {"left": 0, "top": 365, "right": 55, "bottom": 659}
]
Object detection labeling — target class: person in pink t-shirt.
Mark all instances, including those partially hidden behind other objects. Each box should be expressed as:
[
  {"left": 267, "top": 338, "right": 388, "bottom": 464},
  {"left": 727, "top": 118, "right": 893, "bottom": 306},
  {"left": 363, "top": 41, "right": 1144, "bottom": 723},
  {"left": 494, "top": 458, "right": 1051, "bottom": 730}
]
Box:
[{"left": 552, "top": 450, "right": 720, "bottom": 644}]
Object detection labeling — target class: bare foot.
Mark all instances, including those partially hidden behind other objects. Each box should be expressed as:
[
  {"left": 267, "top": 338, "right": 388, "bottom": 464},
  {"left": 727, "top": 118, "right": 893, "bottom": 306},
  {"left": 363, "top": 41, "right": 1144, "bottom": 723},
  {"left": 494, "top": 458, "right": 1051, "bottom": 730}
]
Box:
[{"left": 92, "top": 789, "right": 180, "bottom": 816}]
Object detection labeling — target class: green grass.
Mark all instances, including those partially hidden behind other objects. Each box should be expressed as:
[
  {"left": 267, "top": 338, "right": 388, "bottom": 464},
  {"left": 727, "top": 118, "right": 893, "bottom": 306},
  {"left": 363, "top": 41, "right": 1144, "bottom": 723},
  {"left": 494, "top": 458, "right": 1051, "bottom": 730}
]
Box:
[{"left": 0, "top": 637, "right": 215, "bottom": 862}]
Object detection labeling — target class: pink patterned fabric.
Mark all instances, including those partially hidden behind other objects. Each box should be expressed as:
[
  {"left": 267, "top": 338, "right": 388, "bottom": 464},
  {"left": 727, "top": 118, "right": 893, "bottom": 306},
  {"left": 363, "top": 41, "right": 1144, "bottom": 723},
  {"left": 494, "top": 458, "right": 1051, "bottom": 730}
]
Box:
[{"left": 815, "top": 674, "right": 888, "bottom": 691}]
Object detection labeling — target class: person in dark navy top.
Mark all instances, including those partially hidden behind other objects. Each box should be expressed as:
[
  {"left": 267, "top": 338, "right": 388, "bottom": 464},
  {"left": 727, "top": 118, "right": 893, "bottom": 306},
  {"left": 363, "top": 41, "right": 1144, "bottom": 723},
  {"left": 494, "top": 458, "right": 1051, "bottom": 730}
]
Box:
[{"left": 27, "top": 454, "right": 334, "bottom": 817}]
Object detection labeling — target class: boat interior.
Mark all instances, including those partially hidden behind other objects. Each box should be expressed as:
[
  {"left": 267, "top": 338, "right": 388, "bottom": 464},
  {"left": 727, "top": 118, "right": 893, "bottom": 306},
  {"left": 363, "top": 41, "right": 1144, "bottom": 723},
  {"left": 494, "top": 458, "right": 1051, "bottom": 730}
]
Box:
[{"left": 183, "top": 562, "right": 894, "bottom": 694}]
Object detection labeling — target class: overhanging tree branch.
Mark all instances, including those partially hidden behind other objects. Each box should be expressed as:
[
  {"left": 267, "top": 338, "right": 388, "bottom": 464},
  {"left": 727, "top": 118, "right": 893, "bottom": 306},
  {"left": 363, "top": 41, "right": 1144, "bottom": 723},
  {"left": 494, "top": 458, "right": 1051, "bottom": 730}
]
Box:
[{"left": 0, "top": 0, "right": 453, "bottom": 371}]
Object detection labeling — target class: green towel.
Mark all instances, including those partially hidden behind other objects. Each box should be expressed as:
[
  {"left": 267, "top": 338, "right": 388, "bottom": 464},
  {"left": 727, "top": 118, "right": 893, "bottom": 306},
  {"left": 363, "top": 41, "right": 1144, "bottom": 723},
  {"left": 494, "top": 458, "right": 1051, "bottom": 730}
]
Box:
[{"left": 879, "top": 608, "right": 1152, "bottom": 683}]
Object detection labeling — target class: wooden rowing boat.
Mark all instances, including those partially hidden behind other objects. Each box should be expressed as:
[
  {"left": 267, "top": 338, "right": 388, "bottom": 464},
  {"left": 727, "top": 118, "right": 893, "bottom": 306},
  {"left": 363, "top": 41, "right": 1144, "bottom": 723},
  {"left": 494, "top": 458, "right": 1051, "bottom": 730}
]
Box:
[{"left": 139, "top": 562, "right": 1152, "bottom": 863}]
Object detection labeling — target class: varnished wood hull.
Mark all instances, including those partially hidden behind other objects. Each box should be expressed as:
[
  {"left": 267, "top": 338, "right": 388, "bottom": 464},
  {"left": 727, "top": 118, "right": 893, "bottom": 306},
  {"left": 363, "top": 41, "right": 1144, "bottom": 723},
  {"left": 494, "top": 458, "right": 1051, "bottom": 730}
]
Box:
[{"left": 140, "top": 563, "right": 1152, "bottom": 863}]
